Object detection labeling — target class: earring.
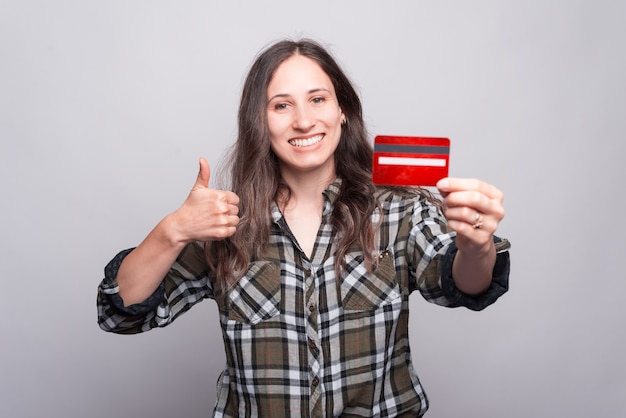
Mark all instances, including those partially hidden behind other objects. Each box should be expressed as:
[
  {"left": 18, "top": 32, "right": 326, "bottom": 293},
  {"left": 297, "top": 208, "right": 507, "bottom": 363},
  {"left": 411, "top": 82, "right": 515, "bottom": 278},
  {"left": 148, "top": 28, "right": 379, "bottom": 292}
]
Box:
[{"left": 341, "top": 118, "right": 347, "bottom": 127}]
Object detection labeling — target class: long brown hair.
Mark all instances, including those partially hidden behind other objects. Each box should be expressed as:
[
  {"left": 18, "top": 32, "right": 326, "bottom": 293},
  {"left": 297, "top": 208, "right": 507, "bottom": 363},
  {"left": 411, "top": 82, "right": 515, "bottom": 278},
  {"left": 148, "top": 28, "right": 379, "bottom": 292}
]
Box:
[{"left": 209, "top": 39, "right": 415, "bottom": 291}]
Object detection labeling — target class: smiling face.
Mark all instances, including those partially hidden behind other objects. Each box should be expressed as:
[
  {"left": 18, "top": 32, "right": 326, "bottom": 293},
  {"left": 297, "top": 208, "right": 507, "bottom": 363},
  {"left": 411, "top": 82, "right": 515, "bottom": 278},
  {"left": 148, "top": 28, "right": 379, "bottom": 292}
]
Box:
[{"left": 266, "top": 54, "right": 345, "bottom": 181}]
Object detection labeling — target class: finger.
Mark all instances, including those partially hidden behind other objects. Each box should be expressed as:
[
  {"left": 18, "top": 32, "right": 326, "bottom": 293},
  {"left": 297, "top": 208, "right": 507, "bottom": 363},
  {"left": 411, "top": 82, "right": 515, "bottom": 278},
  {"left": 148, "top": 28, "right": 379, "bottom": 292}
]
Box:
[
  {"left": 229, "top": 202, "right": 240, "bottom": 215},
  {"left": 437, "top": 177, "right": 503, "bottom": 200},
  {"left": 446, "top": 219, "right": 493, "bottom": 245},
  {"left": 213, "top": 212, "right": 240, "bottom": 228},
  {"left": 443, "top": 190, "right": 489, "bottom": 211},
  {"left": 212, "top": 213, "right": 240, "bottom": 239},
  {"left": 222, "top": 191, "right": 240, "bottom": 207},
  {"left": 211, "top": 225, "right": 238, "bottom": 240},
  {"left": 444, "top": 191, "right": 504, "bottom": 221},
  {"left": 193, "top": 157, "right": 210, "bottom": 190},
  {"left": 444, "top": 207, "right": 488, "bottom": 229},
  {"left": 214, "top": 194, "right": 240, "bottom": 215}
]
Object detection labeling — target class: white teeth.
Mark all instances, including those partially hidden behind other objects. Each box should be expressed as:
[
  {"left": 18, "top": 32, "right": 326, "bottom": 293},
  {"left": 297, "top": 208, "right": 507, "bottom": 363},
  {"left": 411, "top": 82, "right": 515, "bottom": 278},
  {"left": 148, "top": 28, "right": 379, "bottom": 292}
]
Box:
[{"left": 289, "top": 134, "right": 324, "bottom": 147}]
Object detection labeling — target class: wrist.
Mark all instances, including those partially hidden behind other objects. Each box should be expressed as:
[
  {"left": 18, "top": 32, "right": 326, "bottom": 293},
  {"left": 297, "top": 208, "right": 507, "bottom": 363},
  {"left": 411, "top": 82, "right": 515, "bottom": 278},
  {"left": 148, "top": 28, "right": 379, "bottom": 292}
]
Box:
[
  {"left": 159, "top": 212, "right": 191, "bottom": 248},
  {"left": 455, "top": 237, "right": 495, "bottom": 259}
]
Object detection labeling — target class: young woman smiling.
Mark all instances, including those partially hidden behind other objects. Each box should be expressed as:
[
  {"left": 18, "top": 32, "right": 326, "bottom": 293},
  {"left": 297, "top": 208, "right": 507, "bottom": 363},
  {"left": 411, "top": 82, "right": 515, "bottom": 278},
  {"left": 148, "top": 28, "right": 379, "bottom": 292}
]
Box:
[{"left": 97, "top": 39, "right": 511, "bottom": 417}]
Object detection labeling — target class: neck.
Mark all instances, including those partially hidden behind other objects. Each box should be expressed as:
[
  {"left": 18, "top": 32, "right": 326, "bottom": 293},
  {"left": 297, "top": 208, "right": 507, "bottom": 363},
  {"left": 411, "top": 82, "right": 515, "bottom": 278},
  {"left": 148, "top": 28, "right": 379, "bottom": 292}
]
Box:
[{"left": 277, "top": 165, "right": 336, "bottom": 210}]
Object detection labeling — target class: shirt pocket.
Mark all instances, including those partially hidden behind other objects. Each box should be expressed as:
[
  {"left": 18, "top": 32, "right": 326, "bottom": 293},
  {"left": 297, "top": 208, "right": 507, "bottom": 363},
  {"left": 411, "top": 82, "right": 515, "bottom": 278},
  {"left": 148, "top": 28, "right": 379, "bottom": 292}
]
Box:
[
  {"left": 227, "top": 261, "right": 281, "bottom": 325},
  {"left": 341, "top": 249, "right": 401, "bottom": 311}
]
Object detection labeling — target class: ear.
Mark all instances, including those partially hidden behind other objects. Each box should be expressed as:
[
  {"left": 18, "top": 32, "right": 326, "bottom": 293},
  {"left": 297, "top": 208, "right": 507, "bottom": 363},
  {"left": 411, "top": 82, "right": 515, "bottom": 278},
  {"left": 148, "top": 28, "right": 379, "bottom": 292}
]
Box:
[{"left": 339, "top": 108, "right": 347, "bottom": 126}]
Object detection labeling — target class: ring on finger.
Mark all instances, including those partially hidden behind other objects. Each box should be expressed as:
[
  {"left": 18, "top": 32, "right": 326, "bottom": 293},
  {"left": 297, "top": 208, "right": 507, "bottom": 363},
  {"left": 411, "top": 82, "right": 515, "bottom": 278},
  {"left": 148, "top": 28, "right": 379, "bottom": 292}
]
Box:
[{"left": 472, "top": 212, "right": 484, "bottom": 229}]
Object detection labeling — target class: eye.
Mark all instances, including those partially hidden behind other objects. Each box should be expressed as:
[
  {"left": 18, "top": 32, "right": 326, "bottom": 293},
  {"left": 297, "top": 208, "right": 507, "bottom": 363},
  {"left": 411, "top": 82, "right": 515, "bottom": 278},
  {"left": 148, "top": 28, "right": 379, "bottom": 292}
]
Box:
[
  {"left": 311, "top": 96, "right": 326, "bottom": 104},
  {"left": 273, "top": 102, "right": 290, "bottom": 111}
]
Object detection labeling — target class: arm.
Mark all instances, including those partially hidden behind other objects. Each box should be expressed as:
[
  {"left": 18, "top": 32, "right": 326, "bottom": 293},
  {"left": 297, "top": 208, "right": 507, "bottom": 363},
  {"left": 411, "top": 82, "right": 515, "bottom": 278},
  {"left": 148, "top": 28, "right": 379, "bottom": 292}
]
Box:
[
  {"left": 451, "top": 240, "right": 496, "bottom": 295},
  {"left": 116, "top": 157, "right": 240, "bottom": 306}
]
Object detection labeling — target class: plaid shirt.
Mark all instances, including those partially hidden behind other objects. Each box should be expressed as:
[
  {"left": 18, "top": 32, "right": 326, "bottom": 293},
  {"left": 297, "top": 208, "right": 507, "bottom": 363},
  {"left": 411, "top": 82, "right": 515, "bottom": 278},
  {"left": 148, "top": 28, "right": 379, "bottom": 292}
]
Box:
[{"left": 97, "top": 179, "right": 510, "bottom": 418}]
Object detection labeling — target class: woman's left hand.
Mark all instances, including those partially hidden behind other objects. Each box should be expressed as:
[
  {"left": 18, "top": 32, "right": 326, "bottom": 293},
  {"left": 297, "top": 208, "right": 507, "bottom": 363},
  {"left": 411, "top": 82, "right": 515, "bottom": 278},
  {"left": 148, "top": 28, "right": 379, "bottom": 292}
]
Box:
[{"left": 436, "top": 177, "right": 505, "bottom": 256}]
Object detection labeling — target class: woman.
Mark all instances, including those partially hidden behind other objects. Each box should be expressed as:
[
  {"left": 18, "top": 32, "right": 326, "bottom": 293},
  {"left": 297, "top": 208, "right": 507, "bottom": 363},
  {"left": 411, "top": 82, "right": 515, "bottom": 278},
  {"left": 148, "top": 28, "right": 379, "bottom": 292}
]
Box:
[{"left": 97, "top": 39, "right": 511, "bottom": 417}]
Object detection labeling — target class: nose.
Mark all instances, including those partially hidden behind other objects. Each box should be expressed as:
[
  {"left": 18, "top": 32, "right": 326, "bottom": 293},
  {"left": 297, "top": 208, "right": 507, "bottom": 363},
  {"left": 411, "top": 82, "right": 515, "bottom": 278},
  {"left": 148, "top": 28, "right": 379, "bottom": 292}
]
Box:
[{"left": 292, "top": 105, "right": 314, "bottom": 131}]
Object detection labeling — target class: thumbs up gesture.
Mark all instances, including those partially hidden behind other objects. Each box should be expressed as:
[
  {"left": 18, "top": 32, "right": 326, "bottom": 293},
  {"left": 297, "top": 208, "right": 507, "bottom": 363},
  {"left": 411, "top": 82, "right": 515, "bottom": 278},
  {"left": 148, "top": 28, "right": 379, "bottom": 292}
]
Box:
[{"left": 172, "top": 158, "right": 240, "bottom": 243}]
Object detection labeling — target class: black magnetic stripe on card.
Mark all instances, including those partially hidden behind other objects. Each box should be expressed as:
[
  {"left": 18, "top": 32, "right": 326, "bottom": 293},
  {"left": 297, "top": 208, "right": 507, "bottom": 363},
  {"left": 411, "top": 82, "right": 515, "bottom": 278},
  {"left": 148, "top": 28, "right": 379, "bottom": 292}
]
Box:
[{"left": 374, "top": 144, "right": 449, "bottom": 155}]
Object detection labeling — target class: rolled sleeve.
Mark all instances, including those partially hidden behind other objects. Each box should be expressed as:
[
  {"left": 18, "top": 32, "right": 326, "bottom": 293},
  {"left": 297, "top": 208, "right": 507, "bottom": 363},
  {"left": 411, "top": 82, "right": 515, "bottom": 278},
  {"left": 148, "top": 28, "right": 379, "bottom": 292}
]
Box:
[
  {"left": 99, "top": 248, "right": 165, "bottom": 316},
  {"left": 440, "top": 236, "right": 511, "bottom": 311},
  {"left": 96, "top": 242, "right": 213, "bottom": 334}
]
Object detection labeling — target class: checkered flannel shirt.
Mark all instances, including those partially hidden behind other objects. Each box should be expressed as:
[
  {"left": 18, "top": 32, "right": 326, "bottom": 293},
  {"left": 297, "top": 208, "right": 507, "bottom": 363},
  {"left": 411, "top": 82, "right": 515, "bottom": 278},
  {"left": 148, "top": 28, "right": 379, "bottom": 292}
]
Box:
[{"left": 97, "top": 179, "right": 510, "bottom": 417}]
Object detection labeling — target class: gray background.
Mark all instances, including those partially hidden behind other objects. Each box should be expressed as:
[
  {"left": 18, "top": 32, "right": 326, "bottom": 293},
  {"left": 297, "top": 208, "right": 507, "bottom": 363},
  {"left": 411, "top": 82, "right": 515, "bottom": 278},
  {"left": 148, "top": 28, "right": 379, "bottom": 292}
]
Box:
[{"left": 1, "top": 1, "right": 624, "bottom": 417}]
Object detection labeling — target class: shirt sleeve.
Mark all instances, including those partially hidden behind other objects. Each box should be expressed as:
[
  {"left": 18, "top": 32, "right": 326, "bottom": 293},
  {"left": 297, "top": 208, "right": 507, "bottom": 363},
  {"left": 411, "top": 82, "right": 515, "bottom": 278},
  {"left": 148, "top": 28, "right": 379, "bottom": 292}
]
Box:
[
  {"left": 438, "top": 236, "right": 511, "bottom": 311},
  {"left": 96, "top": 241, "right": 214, "bottom": 334},
  {"left": 408, "top": 196, "right": 511, "bottom": 310}
]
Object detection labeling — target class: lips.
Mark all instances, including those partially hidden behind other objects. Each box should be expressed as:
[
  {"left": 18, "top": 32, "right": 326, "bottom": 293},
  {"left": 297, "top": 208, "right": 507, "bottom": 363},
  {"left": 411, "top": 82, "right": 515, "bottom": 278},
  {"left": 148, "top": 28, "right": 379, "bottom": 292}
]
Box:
[{"left": 288, "top": 134, "right": 324, "bottom": 147}]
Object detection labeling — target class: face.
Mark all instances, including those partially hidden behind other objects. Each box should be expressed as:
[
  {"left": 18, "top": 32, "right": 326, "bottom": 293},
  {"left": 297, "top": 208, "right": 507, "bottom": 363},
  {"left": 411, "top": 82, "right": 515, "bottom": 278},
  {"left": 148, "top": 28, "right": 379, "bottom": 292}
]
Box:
[{"left": 266, "top": 54, "right": 345, "bottom": 179}]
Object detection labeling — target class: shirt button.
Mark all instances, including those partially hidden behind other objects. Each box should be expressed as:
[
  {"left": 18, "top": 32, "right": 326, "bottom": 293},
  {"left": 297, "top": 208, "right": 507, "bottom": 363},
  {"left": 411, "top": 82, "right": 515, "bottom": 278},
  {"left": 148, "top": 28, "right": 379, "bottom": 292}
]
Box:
[
  {"left": 308, "top": 304, "right": 316, "bottom": 313},
  {"left": 312, "top": 377, "right": 320, "bottom": 387}
]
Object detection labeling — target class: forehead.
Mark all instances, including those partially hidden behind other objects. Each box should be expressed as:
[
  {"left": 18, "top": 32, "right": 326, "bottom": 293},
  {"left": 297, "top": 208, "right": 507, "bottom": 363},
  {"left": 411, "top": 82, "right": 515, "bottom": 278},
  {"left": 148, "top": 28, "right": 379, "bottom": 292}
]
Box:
[{"left": 267, "top": 54, "right": 334, "bottom": 95}]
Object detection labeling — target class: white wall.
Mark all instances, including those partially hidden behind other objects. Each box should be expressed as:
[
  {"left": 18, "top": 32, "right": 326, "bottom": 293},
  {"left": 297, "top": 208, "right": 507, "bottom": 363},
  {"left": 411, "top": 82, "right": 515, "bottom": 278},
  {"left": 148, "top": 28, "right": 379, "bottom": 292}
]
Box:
[{"left": 1, "top": 1, "right": 624, "bottom": 417}]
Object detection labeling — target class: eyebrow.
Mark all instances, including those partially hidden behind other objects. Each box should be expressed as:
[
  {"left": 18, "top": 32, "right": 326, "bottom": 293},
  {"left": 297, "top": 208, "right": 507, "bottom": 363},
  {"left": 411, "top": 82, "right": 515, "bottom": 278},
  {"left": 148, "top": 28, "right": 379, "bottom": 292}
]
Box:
[{"left": 267, "top": 88, "right": 332, "bottom": 103}]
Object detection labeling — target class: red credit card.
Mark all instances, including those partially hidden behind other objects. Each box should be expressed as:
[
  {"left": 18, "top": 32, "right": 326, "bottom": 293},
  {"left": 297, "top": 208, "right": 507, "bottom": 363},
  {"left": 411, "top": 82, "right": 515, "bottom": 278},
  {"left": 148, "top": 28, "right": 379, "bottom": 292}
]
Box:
[{"left": 372, "top": 136, "right": 450, "bottom": 186}]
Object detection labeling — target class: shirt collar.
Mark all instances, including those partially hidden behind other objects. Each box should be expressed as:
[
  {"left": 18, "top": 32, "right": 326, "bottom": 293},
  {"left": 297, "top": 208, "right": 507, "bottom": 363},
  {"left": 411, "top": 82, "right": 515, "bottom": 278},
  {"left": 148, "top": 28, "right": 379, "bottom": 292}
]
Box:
[{"left": 322, "top": 177, "right": 342, "bottom": 205}]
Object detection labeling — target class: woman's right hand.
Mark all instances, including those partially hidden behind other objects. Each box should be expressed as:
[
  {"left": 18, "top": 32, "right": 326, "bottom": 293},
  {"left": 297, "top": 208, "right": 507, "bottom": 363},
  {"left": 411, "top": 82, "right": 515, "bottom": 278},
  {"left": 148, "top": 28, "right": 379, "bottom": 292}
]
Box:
[
  {"left": 169, "top": 157, "right": 240, "bottom": 244},
  {"left": 116, "top": 158, "right": 239, "bottom": 306}
]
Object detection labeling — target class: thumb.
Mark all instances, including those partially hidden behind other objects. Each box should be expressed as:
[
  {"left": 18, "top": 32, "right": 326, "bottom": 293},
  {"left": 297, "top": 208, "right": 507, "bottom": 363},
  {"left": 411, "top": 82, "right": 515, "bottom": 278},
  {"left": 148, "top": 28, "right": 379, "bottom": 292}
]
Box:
[{"left": 193, "top": 157, "right": 210, "bottom": 189}]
